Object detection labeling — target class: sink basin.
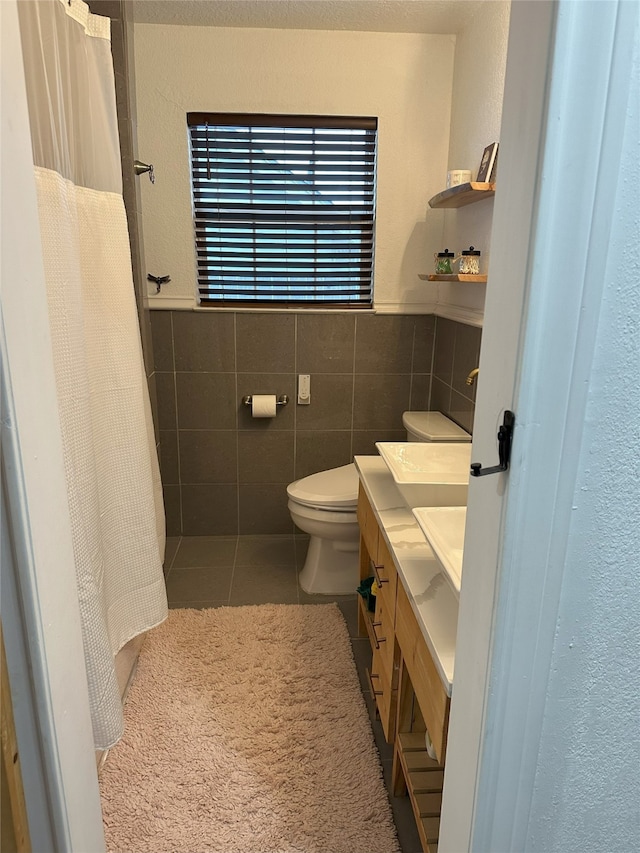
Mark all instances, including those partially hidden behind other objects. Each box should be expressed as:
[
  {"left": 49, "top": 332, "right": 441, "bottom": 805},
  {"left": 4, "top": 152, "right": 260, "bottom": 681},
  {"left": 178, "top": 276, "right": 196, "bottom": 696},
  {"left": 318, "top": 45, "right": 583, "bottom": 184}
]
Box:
[
  {"left": 375, "top": 441, "right": 471, "bottom": 508},
  {"left": 413, "top": 506, "right": 467, "bottom": 594}
]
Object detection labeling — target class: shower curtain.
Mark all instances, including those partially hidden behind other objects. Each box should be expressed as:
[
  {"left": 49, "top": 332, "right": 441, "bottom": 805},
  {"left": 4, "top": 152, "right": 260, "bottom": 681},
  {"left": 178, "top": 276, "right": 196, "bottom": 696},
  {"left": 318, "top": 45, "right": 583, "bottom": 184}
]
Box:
[{"left": 18, "top": 0, "right": 168, "bottom": 749}]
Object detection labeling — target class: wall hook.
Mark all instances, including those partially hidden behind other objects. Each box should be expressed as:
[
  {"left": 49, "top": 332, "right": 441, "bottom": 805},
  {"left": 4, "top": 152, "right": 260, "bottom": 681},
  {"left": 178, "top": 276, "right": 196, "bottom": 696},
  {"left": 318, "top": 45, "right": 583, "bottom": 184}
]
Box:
[
  {"left": 134, "top": 160, "right": 155, "bottom": 184},
  {"left": 470, "top": 410, "right": 515, "bottom": 477},
  {"left": 147, "top": 273, "right": 171, "bottom": 293}
]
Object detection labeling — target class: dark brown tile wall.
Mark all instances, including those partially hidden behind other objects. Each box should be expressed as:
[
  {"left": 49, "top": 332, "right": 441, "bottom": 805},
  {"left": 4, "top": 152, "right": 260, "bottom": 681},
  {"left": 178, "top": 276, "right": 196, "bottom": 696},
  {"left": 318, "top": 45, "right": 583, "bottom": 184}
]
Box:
[
  {"left": 151, "top": 311, "right": 437, "bottom": 536},
  {"left": 429, "top": 317, "right": 481, "bottom": 434}
]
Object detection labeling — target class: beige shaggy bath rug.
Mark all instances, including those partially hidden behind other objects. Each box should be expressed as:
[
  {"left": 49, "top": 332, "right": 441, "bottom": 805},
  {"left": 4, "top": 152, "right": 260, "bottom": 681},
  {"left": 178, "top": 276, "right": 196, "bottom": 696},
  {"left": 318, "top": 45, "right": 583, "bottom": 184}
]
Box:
[{"left": 99, "top": 604, "right": 400, "bottom": 853}]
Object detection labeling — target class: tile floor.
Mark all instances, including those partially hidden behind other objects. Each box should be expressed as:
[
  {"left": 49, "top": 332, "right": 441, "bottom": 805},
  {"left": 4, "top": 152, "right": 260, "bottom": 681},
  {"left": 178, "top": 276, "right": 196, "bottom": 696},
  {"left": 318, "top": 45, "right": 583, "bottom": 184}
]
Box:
[{"left": 163, "top": 534, "right": 423, "bottom": 853}]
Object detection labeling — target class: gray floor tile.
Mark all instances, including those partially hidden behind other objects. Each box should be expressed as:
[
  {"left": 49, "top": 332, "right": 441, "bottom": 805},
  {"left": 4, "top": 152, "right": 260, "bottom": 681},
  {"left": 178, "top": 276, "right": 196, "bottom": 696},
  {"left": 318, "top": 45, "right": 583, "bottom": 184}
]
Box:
[
  {"left": 371, "top": 716, "right": 395, "bottom": 763},
  {"left": 168, "top": 601, "right": 229, "bottom": 610},
  {"left": 230, "top": 564, "right": 299, "bottom": 605},
  {"left": 235, "top": 534, "right": 296, "bottom": 567},
  {"left": 336, "top": 597, "right": 360, "bottom": 637},
  {"left": 166, "top": 566, "right": 234, "bottom": 604},
  {"left": 382, "top": 760, "right": 423, "bottom": 853},
  {"left": 172, "top": 536, "right": 237, "bottom": 569}
]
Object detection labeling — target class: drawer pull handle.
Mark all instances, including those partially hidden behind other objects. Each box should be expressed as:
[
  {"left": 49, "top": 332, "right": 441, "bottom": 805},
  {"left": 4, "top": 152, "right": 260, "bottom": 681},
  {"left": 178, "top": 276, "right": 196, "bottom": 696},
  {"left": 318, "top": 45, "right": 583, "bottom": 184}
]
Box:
[
  {"left": 366, "top": 669, "right": 383, "bottom": 697},
  {"left": 372, "top": 561, "right": 389, "bottom": 585},
  {"left": 372, "top": 622, "right": 387, "bottom": 644}
]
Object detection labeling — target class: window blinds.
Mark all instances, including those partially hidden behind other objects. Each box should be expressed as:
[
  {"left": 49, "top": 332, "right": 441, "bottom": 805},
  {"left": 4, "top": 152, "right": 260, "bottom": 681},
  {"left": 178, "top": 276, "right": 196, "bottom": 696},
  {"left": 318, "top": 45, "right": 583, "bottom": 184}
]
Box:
[{"left": 187, "top": 113, "right": 377, "bottom": 307}]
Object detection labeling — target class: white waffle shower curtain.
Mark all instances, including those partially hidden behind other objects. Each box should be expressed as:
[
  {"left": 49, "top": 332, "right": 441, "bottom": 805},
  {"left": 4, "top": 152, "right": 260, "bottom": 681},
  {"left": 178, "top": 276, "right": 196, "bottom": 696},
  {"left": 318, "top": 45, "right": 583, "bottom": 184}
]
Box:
[{"left": 18, "top": 0, "right": 168, "bottom": 748}]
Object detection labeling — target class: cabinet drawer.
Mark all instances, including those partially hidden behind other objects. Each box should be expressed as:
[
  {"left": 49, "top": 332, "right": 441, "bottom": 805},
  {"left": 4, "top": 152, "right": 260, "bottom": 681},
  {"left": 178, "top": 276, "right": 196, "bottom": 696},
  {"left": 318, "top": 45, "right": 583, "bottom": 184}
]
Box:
[
  {"left": 369, "top": 658, "right": 397, "bottom": 744},
  {"left": 395, "top": 581, "right": 450, "bottom": 763},
  {"left": 372, "top": 590, "right": 396, "bottom": 686},
  {"left": 357, "top": 484, "right": 379, "bottom": 565},
  {"left": 374, "top": 534, "right": 397, "bottom": 624}
]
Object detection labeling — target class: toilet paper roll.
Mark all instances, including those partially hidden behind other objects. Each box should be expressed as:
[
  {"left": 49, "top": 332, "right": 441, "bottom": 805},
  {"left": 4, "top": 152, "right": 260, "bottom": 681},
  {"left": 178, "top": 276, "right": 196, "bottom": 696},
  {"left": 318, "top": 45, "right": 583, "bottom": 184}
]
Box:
[{"left": 251, "top": 394, "right": 277, "bottom": 418}]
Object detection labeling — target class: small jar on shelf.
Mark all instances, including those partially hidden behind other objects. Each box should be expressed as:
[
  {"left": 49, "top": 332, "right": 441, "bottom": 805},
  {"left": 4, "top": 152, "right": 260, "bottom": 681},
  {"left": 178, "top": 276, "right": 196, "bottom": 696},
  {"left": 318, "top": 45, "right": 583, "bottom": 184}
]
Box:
[
  {"left": 459, "top": 246, "right": 481, "bottom": 275},
  {"left": 434, "top": 249, "right": 455, "bottom": 275}
]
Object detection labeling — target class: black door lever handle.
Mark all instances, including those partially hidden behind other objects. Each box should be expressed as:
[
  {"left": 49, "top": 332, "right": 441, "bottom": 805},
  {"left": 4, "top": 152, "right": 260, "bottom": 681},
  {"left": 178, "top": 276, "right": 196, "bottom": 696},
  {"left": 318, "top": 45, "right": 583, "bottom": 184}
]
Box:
[{"left": 470, "top": 410, "right": 515, "bottom": 477}]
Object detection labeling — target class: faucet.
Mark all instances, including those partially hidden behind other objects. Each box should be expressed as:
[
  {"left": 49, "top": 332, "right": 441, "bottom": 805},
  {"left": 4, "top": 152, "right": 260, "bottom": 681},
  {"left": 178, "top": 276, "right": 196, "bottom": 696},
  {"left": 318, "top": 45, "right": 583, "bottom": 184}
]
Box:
[{"left": 466, "top": 368, "right": 479, "bottom": 386}]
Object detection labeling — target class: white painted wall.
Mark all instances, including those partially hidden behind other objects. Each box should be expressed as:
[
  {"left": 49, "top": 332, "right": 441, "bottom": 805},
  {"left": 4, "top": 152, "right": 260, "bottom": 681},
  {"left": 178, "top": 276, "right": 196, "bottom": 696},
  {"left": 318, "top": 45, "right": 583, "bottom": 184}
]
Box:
[
  {"left": 437, "top": 0, "right": 510, "bottom": 325},
  {"left": 133, "top": 25, "right": 455, "bottom": 312}
]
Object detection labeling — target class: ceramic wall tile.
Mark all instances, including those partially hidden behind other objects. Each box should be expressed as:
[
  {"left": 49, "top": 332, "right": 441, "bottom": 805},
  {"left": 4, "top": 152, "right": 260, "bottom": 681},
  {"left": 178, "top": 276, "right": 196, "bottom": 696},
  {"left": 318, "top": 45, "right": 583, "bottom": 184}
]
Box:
[
  {"left": 355, "top": 315, "right": 416, "bottom": 374},
  {"left": 236, "top": 373, "right": 296, "bottom": 431},
  {"left": 237, "top": 431, "right": 294, "bottom": 484},
  {"left": 432, "top": 316, "right": 457, "bottom": 386},
  {"left": 238, "top": 485, "right": 293, "bottom": 535},
  {"left": 175, "top": 373, "right": 237, "bottom": 430},
  {"left": 236, "top": 313, "right": 295, "bottom": 373},
  {"left": 153, "top": 311, "right": 472, "bottom": 534},
  {"left": 159, "top": 430, "right": 179, "bottom": 484},
  {"left": 178, "top": 430, "right": 238, "bottom": 484},
  {"left": 295, "top": 374, "right": 354, "bottom": 431},
  {"left": 295, "top": 430, "right": 352, "bottom": 480},
  {"left": 151, "top": 311, "right": 174, "bottom": 372},
  {"left": 173, "top": 312, "right": 235, "bottom": 372},
  {"left": 297, "top": 314, "right": 355, "bottom": 374},
  {"left": 181, "top": 484, "right": 239, "bottom": 535},
  {"left": 353, "top": 373, "right": 412, "bottom": 431}
]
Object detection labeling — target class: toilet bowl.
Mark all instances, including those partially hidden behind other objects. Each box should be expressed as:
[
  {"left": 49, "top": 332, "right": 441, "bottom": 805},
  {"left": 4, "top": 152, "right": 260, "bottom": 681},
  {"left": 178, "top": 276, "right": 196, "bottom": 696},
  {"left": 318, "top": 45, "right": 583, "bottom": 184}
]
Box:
[
  {"left": 287, "top": 464, "right": 360, "bottom": 595},
  {"left": 287, "top": 412, "right": 471, "bottom": 595}
]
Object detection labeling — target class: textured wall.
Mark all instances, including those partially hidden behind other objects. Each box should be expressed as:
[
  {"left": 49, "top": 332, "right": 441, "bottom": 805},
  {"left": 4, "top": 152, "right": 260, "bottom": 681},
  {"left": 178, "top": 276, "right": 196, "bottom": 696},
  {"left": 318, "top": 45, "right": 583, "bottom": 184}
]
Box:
[
  {"left": 133, "top": 24, "right": 455, "bottom": 312},
  {"left": 436, "top": 0, "right": 511, "bottom": 322}
]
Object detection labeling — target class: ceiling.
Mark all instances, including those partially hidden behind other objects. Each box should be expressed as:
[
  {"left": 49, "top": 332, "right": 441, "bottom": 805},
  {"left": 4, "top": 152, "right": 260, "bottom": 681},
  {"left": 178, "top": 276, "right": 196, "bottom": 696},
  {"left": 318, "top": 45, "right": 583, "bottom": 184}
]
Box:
[{"left": 131, "top": 0, "right": 490, "bottom": 35}]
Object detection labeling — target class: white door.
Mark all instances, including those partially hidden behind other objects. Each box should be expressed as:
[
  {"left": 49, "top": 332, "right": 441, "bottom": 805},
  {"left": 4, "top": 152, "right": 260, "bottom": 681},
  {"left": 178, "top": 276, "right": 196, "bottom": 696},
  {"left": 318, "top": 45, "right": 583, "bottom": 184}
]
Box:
[{"left": 440, "top": 1, "right": 639, "bottom": 850}]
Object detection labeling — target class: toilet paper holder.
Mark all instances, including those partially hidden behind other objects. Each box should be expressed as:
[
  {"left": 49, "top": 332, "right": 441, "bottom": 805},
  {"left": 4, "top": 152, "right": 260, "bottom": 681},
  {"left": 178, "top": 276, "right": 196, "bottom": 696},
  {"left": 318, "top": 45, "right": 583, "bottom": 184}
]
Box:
[{"left": 242, "top": 395, "right": 289, "bottom": 408}]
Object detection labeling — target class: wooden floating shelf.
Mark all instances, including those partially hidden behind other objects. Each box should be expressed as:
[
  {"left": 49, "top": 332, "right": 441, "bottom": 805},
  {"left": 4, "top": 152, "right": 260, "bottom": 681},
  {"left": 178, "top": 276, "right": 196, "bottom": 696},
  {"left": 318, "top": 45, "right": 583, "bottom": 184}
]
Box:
[
  {"left": 419, "top": 273, "right": 488, "bottom": 283},
  {"left": 428, "top": 181, "right": 495, "bottom": 209}
]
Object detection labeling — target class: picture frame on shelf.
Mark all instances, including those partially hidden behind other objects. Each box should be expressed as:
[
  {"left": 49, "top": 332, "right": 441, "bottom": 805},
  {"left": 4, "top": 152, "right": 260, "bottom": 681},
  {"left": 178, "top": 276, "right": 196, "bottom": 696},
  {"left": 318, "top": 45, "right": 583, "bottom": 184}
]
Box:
[{"left": 476, "top": 142, "right": 499, "bottom": 182}]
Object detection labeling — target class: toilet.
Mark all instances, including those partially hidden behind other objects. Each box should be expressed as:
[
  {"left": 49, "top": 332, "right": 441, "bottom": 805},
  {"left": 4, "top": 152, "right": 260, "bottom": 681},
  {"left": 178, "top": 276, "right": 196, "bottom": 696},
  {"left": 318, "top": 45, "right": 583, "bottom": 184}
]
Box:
[{"left": 287, "top": 412, "right": 471, "bottom": 595}]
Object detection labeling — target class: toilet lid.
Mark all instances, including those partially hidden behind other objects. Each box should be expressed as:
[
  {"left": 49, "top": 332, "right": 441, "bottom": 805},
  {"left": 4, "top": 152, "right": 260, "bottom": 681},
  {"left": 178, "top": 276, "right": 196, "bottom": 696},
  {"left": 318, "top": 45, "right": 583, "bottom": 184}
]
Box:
[
  {"left": 287, "top": 463, "right": 359, "bottom": 509},
  {"left": 402, "top": 411, "right": 471, "bottom": 442}
]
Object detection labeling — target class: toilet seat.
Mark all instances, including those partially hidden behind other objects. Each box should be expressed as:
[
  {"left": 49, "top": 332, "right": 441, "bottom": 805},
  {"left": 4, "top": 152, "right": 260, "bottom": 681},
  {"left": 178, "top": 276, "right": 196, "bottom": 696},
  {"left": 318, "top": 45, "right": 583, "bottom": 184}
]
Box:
[{"left": 287, "top": 463, "right": 358, "bottom": 511}]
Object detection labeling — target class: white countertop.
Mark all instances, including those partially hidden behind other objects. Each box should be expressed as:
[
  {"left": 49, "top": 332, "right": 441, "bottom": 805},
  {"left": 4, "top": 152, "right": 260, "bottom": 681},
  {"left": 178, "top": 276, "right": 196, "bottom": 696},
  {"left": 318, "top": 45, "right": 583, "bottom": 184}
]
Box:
[{"left": 354, "top": 455, "right": 459, "bottom": 696}]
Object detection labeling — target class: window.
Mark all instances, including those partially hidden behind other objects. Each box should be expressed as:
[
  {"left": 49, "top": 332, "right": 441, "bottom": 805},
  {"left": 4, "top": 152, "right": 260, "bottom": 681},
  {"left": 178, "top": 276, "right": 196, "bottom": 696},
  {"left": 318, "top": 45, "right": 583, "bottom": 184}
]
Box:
[{"left": 187, "top": 113, "right": 377, "bottom": 307}]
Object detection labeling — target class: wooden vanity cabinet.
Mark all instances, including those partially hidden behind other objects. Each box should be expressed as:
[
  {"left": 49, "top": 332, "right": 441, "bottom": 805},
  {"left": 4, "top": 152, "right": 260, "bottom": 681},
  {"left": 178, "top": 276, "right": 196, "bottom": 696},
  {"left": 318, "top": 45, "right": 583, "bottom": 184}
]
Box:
[
  {"left": 357, "top": 485, "right": 399, "bottom": 742},
  {"left": 395, "top": 581, "right": 450, "bottom": 764},
  {"left": 357, "top": 482, "right": 449, "bottom": 853}
]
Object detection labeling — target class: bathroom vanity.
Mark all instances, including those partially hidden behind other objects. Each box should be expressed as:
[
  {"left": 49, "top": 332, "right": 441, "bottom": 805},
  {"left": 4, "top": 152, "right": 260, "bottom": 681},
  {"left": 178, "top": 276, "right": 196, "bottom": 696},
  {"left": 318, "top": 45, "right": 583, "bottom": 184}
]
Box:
[{"left": 355, "top": 455, "right": 460, "bottom": 853}]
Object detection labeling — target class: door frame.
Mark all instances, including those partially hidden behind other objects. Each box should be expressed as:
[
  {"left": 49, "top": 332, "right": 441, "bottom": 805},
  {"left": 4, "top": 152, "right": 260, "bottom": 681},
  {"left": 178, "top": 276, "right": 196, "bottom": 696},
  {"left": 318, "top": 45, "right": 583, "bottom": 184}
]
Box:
[{"left": 440, "top": 0, "right": 638, "bottom": 849}]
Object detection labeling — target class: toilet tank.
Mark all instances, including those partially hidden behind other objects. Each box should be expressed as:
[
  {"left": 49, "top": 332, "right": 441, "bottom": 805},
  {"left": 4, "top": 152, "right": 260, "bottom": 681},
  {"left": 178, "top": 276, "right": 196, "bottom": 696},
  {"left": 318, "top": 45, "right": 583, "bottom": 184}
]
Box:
[{"left": 402, "top": 411, "right": 471, "bottom": 443}]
